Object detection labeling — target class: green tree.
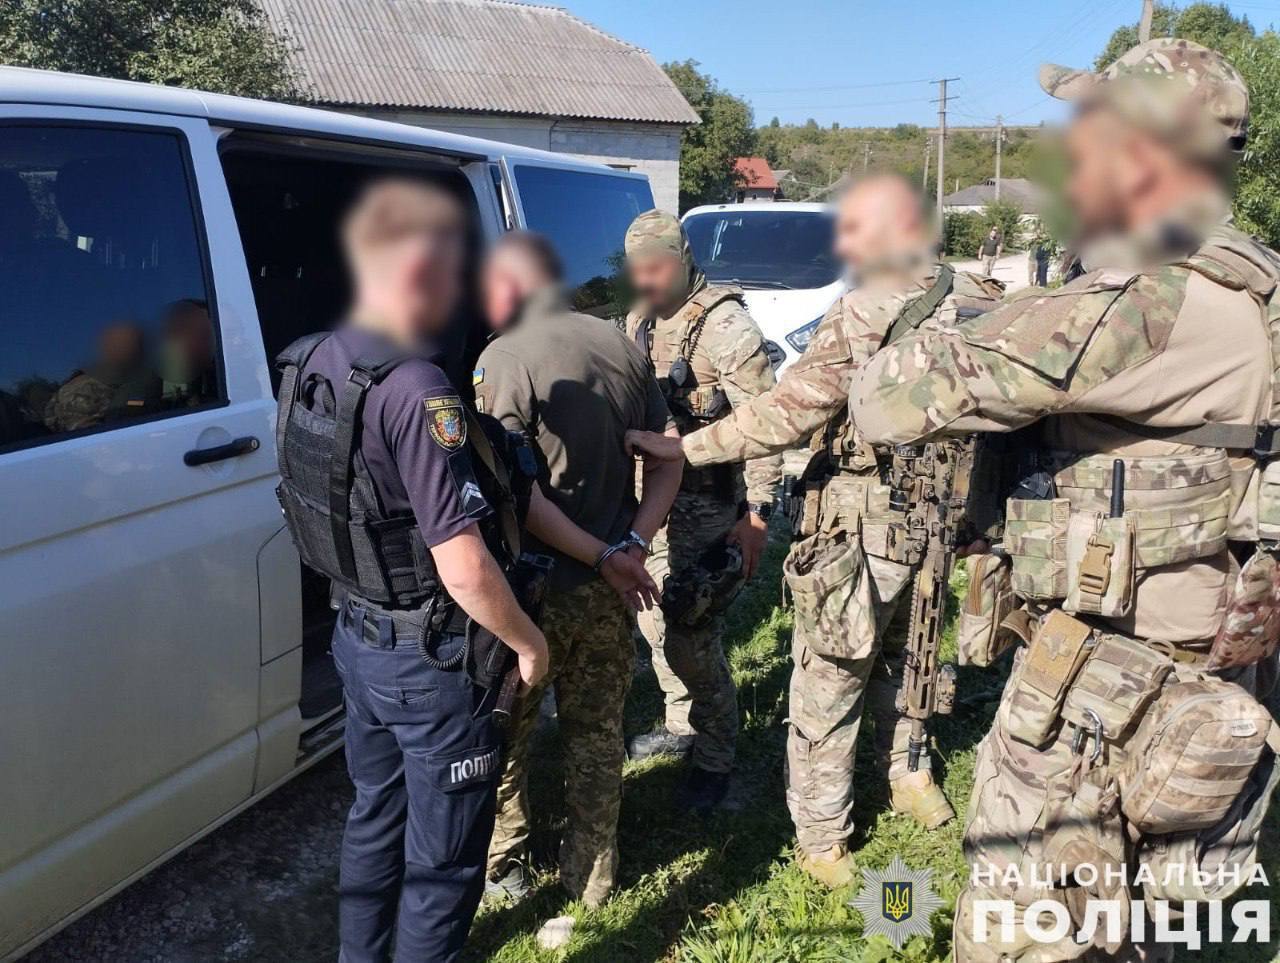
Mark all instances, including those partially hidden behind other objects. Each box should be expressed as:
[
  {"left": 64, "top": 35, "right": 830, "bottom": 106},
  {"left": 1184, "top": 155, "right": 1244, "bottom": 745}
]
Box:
[
  {"left": 0, "top": 0, "right": 300, "bottom": 99},
  {"left": 981, "top": 199, "right": 1026, "bottom": 250},
  {"left": 663, "top": 60, "right": 757, "bottom": 211}
]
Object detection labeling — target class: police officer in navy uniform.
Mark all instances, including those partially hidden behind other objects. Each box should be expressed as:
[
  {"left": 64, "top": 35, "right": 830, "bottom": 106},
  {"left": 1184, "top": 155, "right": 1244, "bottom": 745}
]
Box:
[{"left": 274, "top": 179, "right": 655, "bottom": 962}]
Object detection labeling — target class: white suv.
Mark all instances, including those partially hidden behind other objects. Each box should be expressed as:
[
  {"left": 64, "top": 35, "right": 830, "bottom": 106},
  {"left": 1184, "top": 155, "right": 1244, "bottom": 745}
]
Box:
[{"left": 682, "top": 201, "right": 847, "bottom": 373}]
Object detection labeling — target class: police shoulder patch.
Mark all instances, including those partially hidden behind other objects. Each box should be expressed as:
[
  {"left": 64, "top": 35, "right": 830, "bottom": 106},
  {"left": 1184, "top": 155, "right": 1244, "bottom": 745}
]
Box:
[{"left": 424, "top": 396, "right": 467, "bottom": 451}]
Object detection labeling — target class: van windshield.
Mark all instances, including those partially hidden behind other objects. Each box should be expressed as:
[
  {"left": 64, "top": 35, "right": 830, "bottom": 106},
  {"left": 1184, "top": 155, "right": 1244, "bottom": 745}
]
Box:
[{"left": 684, "top": 209, "right": 840, "bottom": 290}]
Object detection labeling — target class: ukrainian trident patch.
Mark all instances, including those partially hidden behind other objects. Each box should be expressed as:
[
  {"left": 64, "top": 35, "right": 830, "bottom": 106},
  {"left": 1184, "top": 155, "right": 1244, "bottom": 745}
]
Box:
[
  {"left": 424, "top": 396, "right": 467, "bottom": 451},
  {"left": 851, "top": 855, "right": 943, "bottom": 950}
]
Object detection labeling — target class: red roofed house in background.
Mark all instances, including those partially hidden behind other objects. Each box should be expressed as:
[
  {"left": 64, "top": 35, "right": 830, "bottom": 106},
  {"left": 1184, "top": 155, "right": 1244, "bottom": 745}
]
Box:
[{"left": 733, "top": 157, "right": 782, "bottom": 202}]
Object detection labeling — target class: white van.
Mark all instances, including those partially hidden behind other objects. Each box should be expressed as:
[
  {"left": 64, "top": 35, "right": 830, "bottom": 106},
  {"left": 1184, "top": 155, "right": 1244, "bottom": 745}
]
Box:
[
  {"left": 0, "top": 67, "right": 655, "bottom": 960},
  {"left": 681, "top": 202, "right": 847, "bottom": 372}
]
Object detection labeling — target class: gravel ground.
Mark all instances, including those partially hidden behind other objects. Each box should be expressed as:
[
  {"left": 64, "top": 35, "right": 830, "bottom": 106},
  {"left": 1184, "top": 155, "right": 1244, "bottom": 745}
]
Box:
[{"left": 28, "top": 753, "right": 351, "bottom": 963}]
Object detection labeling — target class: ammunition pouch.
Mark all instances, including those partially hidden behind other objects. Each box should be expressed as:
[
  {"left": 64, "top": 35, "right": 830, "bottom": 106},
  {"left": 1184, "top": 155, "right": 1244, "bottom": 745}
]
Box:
[
  {"left": 1004, "top": 609, "right": 1095, "bottom": 748},
  {"left": 1002, "top": 451, "right": 1232, "bottom": 611}
]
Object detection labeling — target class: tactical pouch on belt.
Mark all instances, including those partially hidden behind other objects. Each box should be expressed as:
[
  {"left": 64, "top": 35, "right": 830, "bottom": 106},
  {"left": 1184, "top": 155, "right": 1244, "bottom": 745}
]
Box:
[
  {"left": 1119, "top": 673, "right": 1273, "bottom": 835},
  {"left": 1005, "top": 609, "right": 1094, "bottom": 747},
  {"left": 1004, "top": 498, "right": 1070, "bottom": 600},
  {"left": 1064, "top": 513, "right": 1136, "bottom": 619},
  {"left": 1060, "top": 634, "right": 1172, "bottom": 748},
  {"left": 783, "top": 533, "right": 877, "bottom": 661},
  {"left": 956, "top": 553, "right": 1016, "bottom": 667},
  {"left": 1137, "top": 729, "right": 1280, "bottom": 904},
  {"left": 1208, "top": 546, "right": 1280, "bottom": 669}
]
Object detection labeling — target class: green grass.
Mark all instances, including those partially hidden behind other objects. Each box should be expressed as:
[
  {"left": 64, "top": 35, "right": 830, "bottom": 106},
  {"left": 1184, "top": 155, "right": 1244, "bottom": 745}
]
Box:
[{"left": 463, "top": 539, "right": 1280, "bottom": 963}]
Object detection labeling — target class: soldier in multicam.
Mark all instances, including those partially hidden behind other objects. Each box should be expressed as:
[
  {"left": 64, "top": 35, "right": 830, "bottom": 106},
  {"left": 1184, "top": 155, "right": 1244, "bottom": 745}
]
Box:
[
  {"left": 623, "top": 209, "right": 783, "bottom": 811},
  {"left": 627, "top": 175, "right": 1004, "bottom": 887},
  {"left": 849, "top": 40, "right": 1280, "bottom": 961}
]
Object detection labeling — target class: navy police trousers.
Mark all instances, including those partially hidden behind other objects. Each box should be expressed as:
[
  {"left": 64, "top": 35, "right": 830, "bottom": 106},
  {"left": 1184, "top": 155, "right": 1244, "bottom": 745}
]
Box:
[{"left": 332, "top": 601, "right": 499, "bottom": 963}]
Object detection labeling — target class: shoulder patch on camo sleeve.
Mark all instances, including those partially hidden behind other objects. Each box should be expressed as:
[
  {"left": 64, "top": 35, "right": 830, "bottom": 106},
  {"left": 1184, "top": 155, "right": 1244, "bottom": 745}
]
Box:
[
  {"left": 424, "top": 396, "right": 467, "bottom": 451},
  {"left": 472, "top": 368, "right": 484, "bottom": 385}
]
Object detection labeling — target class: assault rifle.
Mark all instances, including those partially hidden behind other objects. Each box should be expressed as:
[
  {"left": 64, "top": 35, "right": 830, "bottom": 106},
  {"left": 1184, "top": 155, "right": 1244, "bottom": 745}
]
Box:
[{"left": 888, "top": 440, "right": 974, "bottom": 771}]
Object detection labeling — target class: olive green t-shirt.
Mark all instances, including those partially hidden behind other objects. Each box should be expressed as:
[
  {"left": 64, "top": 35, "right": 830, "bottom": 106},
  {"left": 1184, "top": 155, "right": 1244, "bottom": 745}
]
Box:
[{"left": 474, "top": 287, "right": 673, "bottom": 590}]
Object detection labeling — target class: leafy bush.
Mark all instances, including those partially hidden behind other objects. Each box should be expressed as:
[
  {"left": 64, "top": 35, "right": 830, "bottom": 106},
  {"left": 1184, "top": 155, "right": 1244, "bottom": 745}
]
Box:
[{"left": 942, "top": 211, "right": 984, "bottom": 258}]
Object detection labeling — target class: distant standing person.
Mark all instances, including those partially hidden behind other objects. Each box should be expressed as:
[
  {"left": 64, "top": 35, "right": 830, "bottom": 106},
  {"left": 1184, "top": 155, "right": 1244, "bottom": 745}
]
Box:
[
  {"left": 977, "top": 226, "right": 1002, "bottom": 277},
  {"left": 1027, "top": 234, "right": 1053, "bottom": 287}
]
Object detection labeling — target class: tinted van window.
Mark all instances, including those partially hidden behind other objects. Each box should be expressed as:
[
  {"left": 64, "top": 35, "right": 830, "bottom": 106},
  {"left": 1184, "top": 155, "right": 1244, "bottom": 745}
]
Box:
[
  {"left": 513, "top": 165, "right": 653, "bottom": 315},
  {"left": 0, "top": 126, "right": 218, "bottom": 451},
  {"left": 684, "top": 209, "right": 840, "bottom": 290}
]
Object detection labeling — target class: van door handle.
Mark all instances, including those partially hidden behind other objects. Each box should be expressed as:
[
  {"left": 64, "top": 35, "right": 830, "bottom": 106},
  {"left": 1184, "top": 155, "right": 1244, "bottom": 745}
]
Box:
[{"left": 184, "top": 436, "right": 261, "bottom": 466}]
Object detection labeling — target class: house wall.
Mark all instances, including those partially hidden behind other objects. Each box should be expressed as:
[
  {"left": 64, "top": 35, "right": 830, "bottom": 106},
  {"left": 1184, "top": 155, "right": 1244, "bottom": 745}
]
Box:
[{"left": 345, "top": 109, "right": 683, "bottom": 213}]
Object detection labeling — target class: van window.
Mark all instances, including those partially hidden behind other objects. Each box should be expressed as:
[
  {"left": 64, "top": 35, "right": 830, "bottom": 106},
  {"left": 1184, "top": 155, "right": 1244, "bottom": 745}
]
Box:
[
  {"left": 684, "top": 209, "right": 840, "bottom": 290},
  {"left": 512, "top": 165, "right": 653, "bottom": 315},
  {"left": 0, "top": 126, "right": 219, "bottom": 451}
]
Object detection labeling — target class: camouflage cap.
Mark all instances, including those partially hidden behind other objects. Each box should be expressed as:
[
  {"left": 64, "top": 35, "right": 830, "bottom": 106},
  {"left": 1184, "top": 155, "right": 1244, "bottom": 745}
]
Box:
[
  {"left": 624, "top": 209, "right": 686, "bottom": 259},
  {"left": 1040, "top": 38, "right": 1248, "bottom": 160}
]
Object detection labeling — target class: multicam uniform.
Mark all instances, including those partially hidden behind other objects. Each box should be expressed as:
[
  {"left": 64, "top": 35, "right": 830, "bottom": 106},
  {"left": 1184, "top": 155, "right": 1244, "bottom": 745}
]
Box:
[
  {"left": 852, "top": 205, "right": 1280, "bottom": 959},
  {"left": 683, "top": 263, "right": 1003, "bottom": 853},
  {"left": 626, "top": 277, "right": 782, "bottom": 775}
]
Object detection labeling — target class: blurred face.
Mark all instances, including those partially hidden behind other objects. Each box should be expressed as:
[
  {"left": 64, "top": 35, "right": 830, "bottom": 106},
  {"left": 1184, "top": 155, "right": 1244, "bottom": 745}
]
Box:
[
  {"left": 347, "top": 183, "right": 466, "bottom": 343},
  {"left": 99, "top": 323, "right": 144, "bottom": 369},
  {"left": 1065, "top": 109, "right": 1130, "bottom": 239},
  {"left": 833, "top": 177, "right": 927, "bottom": 275},
  {"left": 627, "top": 252, "right": 685, "bottom": 314}
]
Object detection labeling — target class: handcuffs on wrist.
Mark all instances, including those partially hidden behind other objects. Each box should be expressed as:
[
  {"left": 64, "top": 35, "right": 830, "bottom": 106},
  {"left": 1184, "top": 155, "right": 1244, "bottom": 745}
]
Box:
[{"left": 593, "top": 530, "right": 651, "bottom": 573}]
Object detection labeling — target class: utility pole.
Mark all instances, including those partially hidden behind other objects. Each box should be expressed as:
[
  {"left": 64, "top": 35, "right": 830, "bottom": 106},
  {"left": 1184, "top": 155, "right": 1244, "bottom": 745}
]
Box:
[
  {"left": 1139, "top": 0, "right": 1155, "bottom": 43},
  {"left": 994, "top": 114, "right": 1004, "bottom": 200},
  {"left": 922, "top": 137, "right": 931, "bottom": 192},
  {"left": 933, "top": 77, "right": 959, "bottom": 233},
  {"left": 862, "top": 142, "right": 872, "bottom": 172}
]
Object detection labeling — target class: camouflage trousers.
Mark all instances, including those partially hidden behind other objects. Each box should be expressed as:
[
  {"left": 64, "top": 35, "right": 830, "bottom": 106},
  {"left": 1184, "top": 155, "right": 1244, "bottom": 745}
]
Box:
[
  {"left": 639, "top": 491, "right": 741, "bottom": 774},
  {"left": 784, "top": 539, "right": 926, "bottom": 855},
  {"left": 485, "top": 578, "right": 634, "bottom": 906},
  {"left": 955, "top": 642, "right": 1179, "bottom": 963}
]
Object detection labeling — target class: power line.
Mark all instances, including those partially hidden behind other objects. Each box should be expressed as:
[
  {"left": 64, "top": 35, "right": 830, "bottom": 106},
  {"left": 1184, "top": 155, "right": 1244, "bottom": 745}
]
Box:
[
  {"left": 741, "top": 77, "right": 932, "bottom": 95},
  {"left": 749, "top": 95, "right": 936, "bottom": 111}
]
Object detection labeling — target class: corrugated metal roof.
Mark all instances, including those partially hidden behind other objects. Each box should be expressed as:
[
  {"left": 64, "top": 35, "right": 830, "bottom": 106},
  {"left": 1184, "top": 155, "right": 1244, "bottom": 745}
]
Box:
[
  {"left": 734, "top": 157, "right": 777, "bottom": 190},
  {"left": 262, "top": 0, "right": 700, "bottom": 125}
]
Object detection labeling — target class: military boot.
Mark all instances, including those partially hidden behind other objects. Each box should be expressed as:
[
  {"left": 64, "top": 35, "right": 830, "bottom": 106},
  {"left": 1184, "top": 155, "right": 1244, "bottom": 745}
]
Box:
[
  {"left": 627, "top": 725, "right": 695, "bottom": 761},
  {"left": 889, "top": 770, "right": 955, "bottom": 829},
  {"left": 676, "top": 766, "right": 731, "bottom": 813},
  {"left": 484, "top": 865, "right": 531, "bottom": 903},
  {"left": 797, "top": 843, "right": 857, "bottom": 889}
]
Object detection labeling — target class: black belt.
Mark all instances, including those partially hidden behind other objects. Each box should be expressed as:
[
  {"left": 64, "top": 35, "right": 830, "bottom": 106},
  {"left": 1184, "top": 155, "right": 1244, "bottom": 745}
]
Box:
[{"left": 344, "top": 598, "right": 469, "bottom": 646}]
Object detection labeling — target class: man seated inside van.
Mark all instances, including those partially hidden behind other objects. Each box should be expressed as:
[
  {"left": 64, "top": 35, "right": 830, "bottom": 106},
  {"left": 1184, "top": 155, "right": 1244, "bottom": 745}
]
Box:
[{"left": 44, "top": 321, "right": 161, "bottom": 433}]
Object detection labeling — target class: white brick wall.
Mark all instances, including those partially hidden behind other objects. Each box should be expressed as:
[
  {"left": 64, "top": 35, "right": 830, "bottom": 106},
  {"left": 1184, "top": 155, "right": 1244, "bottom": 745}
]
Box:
[{"left": 346, "top": 109, "right": 683, "bottom": 214}]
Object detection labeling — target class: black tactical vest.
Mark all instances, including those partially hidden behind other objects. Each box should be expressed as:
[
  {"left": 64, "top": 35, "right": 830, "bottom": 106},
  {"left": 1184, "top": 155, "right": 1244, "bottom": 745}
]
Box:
[{"left": 274, "top": 334, "right": 531, "bottom": 609}]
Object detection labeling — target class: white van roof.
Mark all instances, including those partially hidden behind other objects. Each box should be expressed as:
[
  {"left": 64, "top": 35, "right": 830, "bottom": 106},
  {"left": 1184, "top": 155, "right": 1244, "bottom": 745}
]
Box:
[{"left": 0, "top": 66, "right": 632, "bottom": 177}]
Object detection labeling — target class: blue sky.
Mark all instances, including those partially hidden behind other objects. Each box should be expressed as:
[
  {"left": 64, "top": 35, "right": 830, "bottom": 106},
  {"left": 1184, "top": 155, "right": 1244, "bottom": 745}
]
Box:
[{"left": 557, "top": 0, "right": 1280, "bottom": 129}]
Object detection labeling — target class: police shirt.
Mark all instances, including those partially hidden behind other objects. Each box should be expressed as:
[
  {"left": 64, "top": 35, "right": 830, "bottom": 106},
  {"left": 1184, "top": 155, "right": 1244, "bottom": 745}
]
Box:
[{"left": 302, "top": 326, "right": 492, "bottom": 547}]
